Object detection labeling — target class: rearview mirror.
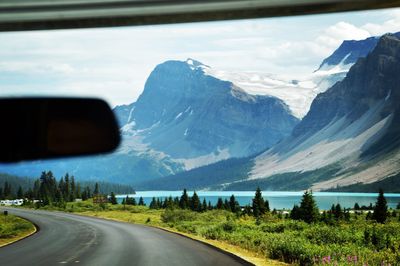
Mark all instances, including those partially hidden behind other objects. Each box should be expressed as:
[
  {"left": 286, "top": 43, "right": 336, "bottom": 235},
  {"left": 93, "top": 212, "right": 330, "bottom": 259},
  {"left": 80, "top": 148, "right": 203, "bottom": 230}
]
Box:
[{"left": 0, "top": 97, "right": 120, "bottom": 162}]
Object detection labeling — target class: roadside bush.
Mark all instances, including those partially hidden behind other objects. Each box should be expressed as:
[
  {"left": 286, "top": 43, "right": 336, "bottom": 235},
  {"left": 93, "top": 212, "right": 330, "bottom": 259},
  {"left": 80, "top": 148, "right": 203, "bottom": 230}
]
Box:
[{"left": 161, "top": 209, "right": 197, "bottom": 223}]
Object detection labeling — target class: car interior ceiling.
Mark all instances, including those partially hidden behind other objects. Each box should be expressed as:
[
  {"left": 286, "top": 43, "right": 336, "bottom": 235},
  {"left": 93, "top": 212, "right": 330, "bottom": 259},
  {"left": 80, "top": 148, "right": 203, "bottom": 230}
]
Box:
[{"left": 0, "top": 0, "right": 399, "bottom": 32}]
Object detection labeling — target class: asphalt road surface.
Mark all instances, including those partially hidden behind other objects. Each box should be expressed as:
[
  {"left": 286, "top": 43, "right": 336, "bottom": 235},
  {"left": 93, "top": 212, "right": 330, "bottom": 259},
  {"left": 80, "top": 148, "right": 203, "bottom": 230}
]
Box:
[{"left": 0, "top": 208, "right": 251, "bottom": 266}]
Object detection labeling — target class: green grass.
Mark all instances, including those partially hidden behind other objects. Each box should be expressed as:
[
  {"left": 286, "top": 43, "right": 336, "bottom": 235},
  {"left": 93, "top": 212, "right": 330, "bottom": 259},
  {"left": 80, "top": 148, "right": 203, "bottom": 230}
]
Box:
[
  {"left": 28, "top": 201, "right": 400, "bottom": 265},
  {"left": 0, "top": 214, "right": 36, "bottom": 246}
]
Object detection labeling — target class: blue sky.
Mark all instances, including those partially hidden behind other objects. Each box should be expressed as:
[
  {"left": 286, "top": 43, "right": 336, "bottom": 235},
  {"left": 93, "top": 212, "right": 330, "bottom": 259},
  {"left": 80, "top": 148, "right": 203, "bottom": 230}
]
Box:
[{"left": 0, "top": 7, "right": 399, "bottom": 107}]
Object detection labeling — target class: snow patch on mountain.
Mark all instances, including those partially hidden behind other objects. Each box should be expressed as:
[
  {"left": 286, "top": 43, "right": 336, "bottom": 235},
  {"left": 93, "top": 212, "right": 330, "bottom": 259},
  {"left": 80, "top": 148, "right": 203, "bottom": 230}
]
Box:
[{"left": 202, "top": 63, "right": 349, "bottom": 119}]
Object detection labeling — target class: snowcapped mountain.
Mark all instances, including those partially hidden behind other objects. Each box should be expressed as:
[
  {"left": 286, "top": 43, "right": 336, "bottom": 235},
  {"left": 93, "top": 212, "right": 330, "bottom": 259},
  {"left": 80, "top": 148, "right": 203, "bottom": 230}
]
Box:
[
  {"left": 203, "top": 32, "right": 400, "bottom": 119},
  {"left": 0, "top": 58, "right": 298, "bottom": 184},
  {"left": 247, "top": 34, "right": 400, "bottom": 191},
  {"left": 114, "top": 59, "right": 299, "bottom": 171},
  {"left": 138, "top": 33, "right": 400, "bottom": 191}
]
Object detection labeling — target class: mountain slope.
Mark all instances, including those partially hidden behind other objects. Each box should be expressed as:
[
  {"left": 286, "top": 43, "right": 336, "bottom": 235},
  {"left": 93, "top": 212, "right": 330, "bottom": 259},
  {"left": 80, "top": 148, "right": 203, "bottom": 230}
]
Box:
[
  {"left": 115, "top": 59, "right": 299, "bottom": 170},
  {"left": 248, "top": 34, "right": 400, "bottom": 191}
]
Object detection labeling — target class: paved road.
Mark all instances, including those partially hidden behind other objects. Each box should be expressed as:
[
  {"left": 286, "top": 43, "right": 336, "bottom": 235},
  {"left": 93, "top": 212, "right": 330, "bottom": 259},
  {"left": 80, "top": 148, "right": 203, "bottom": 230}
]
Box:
[{"left": 0, "top": 208, "right": 251, "bottom": 266}]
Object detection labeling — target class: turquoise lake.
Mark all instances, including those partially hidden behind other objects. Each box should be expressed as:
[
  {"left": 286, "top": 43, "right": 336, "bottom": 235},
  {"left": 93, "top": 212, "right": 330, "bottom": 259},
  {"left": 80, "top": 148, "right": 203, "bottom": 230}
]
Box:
[{"left": 117, "top": 191, "right": 400, "bottom": 210}]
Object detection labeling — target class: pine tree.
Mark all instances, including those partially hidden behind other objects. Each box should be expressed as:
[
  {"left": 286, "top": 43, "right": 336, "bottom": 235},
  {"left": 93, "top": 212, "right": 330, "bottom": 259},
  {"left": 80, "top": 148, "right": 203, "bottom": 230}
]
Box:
[
  {"left": 229, "top": 195, "right": 240, "bottom": 213},
  {"left": 373, "top": 189, "right": 388, "bottom": 224},
  {"left": 202, "top": 198, "right": 207, "bottom": 212},
  {"left": 149, "top": 197, "right": 157, "bottom": 209},
  {"left": 109, "top": 192, "right": 118, "bottom": 205},
  {"left": 138, "top": 196, "right": 145, "bottom": 206},
  {"left": 265, "top": 199, "right": 270, "bottom": 212},
  {"left": 3, "top": 181, "right": 11, "bottom": 199},
  {"left": 94, "top": 183, "right": 100, "bottom": 195},
  {"left": 179, "top": 189, "right": 190, "bottom": 209},
  {"left": 190, "top": 191, "right": 200, "bottom": 212},
  {"left": 252, "top": 187, "right": 266, "bottom": 217},
  {"left": 334, "top": 204, "right": 343, "bottom": 220},
  {"left": 156, "top": 198, "right": 161, "bottom": 209},
  {"left": 70, "top": 176, "right": 76, "bottom": 202},
  {"left": 223, "top": 199, "right": 229, "bottom": 210},
  {"left": 81, "top": 190, "right": 88, "bottom": 201},
  {"left": 298, "top": 190, "right": 319, "bottom": 223},
  {"left": 17, "top": 186, "right": 23, "bottom": 199},
  {"left": 64, "top": 173, "right": 70, "bottom": 200},
  {"left": 131, "top": 197, "right": 137, "bottom": 206},
  {"left": 216, "top": 198, "right": 224, "bottom": 209},
  {"left": 354, "top": 203, "right": 360, "bottom": 210}
]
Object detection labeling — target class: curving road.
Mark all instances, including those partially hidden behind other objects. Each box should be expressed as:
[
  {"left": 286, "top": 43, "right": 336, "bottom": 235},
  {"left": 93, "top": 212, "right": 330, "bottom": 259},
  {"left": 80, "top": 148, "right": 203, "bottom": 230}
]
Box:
[{"left": 0, "top": 208, "right": 251, "bottom": 266}]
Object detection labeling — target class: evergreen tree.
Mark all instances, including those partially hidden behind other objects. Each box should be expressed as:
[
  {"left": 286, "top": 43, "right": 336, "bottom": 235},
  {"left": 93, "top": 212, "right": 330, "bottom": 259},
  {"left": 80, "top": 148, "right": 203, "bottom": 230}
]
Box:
[
  {"left": 223, "top": 199, "right": 229, "bottom": 210},
  {"left": 190, "top": 191, "right": 201, "bottom": 211},
  {"left": 162, "top": 197, "right": 168, "bottom": 209},
  {"left": 207, "top": 201, "right": 213, "bottom": 210},
  {"left": 138, "top": 196, "right": 145, "bottom": 206},
  {"left": 373, "top": 189, "right": 388, "bottom": 224},
  {"left": 156, "top": 198, "right": 161, "bottom": 209},
  {"left": 76, "top": 183, "right": 81, "bottom": 200},
  {"left": 252, "top": 187, "right": 266, "bottom": 217},
  {"left": 81, "top": 190, "right": 88, "bottom": 201},
  {"left": 216, "top": 198, "right": 224, "bottom": 209},
  {"left": 164, "top": 196, "right": 173, "bottom": 209},
  {"left": 229, "top": 195, "right": 240, "bottom": 213},
  {"left": 397, "top": 202, "right": 400, "bottom": 210},
  {"left": 201, "top": 198, "right": 207, "bottom": 212},
  {"left": 17, "top": 186, "right": 23, "bottom": 199},
  {"left": 264, "top": 199, "right": 270, "bottom": 212},
  {"left": 109, "top": 192, "right": 118, "bottom": 205},
  {"left": 298, "top": 190, "right": 319, "bottom": 223},
  {"left": 64, "top": 173, "right": 70, "bottom": 200},
  {"left": 149, "top": 197, "right": 158, "bottom": 209},
  {"left": 70, "top": 176, "right": 76, "bottom": 201},
  {"left": 334, "top": 204, "right": 343, "bottom": 220},
  {"left": 0, "top": 187, "right": 3, "bottom": 200},
  {"left": 179, "top": 189, "right": 190, "bottom": 209},
  {"left": 354, "top": 202, "right": 360, "bottom": 210},
  {"left": 131, "top": 197, "right": 137, "bottom": 206},
  {"left": 3, "top": 181, "right": 11, "bottom": 199},
  {"left": 94, "top": 183, "right": 100, "bottom": 195},
  {"left": 58, "top": 177, "right": 65, "bottom": 200},
  {"left": 174, "top": 197, "right": 180, "bottom": 206}
]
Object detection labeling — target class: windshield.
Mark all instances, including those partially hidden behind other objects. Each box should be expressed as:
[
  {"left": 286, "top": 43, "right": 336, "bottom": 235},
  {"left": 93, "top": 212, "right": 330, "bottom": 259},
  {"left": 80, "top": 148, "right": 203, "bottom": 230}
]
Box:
[{"left": 1, "top": 7, "right": 400, "bottom": 266}]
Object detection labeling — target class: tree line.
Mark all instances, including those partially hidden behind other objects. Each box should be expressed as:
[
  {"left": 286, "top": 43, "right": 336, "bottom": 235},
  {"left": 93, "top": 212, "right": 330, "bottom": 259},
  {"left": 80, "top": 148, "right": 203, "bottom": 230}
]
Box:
[
  {"left": 118, "top": 188, "right": 271, "bottom": 217},
  {"left": 117, "top": 187, "right": 395, "bottom": 224},
  {"left": 0, "top": 171, "right": 134, "bottom": 206}
]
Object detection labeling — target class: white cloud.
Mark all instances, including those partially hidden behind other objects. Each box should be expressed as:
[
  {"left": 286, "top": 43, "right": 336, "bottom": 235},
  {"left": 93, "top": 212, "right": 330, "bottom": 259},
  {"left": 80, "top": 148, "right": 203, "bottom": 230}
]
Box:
[
  {"left": 361, "top": 10, "right": 400, "bottom": 35},
  {"left": 316, "top": 21, "right": 371, "bottom": 49}
]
